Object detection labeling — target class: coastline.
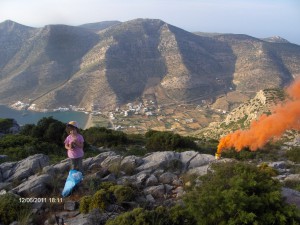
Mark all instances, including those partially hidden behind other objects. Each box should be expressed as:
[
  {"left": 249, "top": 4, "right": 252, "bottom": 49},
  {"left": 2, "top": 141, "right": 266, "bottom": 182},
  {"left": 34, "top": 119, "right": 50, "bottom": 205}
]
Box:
[{"left": 0, "top": 105, "right": 90, "bottom": 128}]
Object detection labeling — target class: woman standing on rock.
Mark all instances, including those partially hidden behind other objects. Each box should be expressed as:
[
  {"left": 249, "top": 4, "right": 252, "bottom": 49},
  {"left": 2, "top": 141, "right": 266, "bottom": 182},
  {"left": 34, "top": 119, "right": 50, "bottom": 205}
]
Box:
[{"left": 64, "top": 121, "right": 84, "bottom": 174}]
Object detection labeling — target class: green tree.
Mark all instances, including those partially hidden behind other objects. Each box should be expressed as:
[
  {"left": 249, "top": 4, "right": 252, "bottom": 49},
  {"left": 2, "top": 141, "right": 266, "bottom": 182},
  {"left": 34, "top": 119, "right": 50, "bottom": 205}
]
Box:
[
  {"left": 145, "top": 130, "right": 197, "bottom": 152},
  {"left": 21, "top": 117, "right": 66, "bottom": 145},
  {"left": 0, "top": 118, "right": 14, "bottom": 133},
  {"left": 83, "top": 127, "right": 128, "bottom": 147},
  {"left": 184, "top": 162, "right": 300, "bottom": 225}
]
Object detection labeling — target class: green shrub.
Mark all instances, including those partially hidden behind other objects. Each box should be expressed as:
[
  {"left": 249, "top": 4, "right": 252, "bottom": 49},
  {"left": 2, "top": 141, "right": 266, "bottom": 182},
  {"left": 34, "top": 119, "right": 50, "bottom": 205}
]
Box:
[
  {"left": 98, "top": 181, "right": 116, "bottom": 190},
  {"left": 258, "top": 162, "right": 279, "bottom": 177},
  {"left": 125, "top": 146, "right": 148, "bottom": 157},
  {"left": 1, "top": 117, "right": 67, "bottom": 161},
  {"left": 195, "top": 138, "right": 218, "bottom": 154},
  {"left": 109, "top": 185, "right": 134, "bottom": 203},
  {"left": 221, "top": 146, "right": 279, "bottom": 161},
  {"left": 0, "top": 193, "right": 31, "bottom": 225},
  {"left": 106, "top": 205, "right": 196, "bottom": 225},
  {"left": 20, "top": 117, "right": 66, "bottom": 146},
  {"left": 0, "top": 118, "right": 14, "bottom": 133},
  {"left": 145, "top": 130, "right": 197, "bottom": 152},
  {"left": 79, "top": 195, "right": 92, "bottom": 214},
  {"left": 106, "top": 207, "right": 148, "bottom": 225},
  {"left": 169, "top": 204, "right": 196, "bottom": 225},
  {"left": 83, "top": 127, "right": 128, "bottom": 147},
  {"left": 184, "top": 162, "right": 300, "bottom": 225},
  {"left": 89, "top": 189, "right": 110, "bottom": 212},
  {"left": 286, "top": 147, "right": 300, "bottom": 163}
]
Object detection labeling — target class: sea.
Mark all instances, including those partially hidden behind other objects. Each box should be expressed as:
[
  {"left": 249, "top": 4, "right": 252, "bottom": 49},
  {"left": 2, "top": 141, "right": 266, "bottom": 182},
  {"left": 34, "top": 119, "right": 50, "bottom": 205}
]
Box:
[{"left": 0, "top": 105, "right": 89, "bottom": 128}]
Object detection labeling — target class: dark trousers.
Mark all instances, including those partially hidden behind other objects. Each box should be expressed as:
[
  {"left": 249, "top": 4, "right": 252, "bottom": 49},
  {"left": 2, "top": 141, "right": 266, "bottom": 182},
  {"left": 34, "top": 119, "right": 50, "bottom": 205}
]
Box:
[{"left": 70, "top": 157, "right": 83, "bottom": 174}]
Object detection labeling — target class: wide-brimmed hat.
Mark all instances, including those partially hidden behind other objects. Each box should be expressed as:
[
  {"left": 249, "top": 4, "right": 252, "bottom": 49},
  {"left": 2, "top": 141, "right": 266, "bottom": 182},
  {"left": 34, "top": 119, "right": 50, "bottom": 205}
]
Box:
[{"left": 67, "top": 121, "right": 79, "bottom": 129}]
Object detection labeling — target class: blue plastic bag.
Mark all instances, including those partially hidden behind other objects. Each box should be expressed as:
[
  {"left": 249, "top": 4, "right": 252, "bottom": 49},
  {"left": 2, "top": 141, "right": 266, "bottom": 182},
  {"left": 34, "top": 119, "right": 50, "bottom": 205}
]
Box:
[{"left": 62, "top": 169, "right": 83, "bottom": 197}]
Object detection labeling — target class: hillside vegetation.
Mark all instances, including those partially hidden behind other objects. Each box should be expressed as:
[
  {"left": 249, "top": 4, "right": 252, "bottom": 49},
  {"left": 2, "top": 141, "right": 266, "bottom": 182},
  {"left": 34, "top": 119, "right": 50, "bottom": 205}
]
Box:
[{"left": 1, "top": 117, "right": 300, "bottom": 224}]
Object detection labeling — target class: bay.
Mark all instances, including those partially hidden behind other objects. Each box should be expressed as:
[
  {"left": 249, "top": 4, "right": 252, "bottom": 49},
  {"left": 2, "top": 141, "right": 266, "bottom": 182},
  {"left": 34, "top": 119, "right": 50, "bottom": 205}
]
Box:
[{"left": 0, "top": 105, "right": 89, "bottom": 128}]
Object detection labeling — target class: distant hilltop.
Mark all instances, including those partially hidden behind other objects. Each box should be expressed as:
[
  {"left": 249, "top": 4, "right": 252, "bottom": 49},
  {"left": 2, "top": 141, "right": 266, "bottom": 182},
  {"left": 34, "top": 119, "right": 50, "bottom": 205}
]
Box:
[{"left": 0, "top": 18, "right": 300, "bottom": 112}]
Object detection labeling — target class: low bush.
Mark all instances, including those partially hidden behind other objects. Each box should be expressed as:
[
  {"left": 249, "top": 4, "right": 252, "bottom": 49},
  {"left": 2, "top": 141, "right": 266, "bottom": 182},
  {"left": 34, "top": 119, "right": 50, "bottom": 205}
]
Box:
[
  {"left": 89, "top": 189, "right": 110, "bottom": 212},
  {"left": 145, "top": 130, "right": 197, "bottom": 152},
  {"left": 105, "top": 205, "right": 196, "bottom": 225},
  {"left": 79, "top": 183, "right": 136, "bottom": 214},
  {"left": 184, "top": 162, "right": 300, "bottom": 225},
  {"left": 286, "top": 147, "right": 300, "bottom": 163},
  {"left": 79, "top": 195, "right": 92, "bottom": 214},
  {"left": 0, "top": 193, "right": 31, "bottom": 225},
  {"left": 109, "top": 185, "right": 134, "bottom": 203},
  {"left": 83, "top": 127, "right": 128, "bottom": 147},
  {"left": 258, "top": 162, "right": 279, "bottom": 177}
]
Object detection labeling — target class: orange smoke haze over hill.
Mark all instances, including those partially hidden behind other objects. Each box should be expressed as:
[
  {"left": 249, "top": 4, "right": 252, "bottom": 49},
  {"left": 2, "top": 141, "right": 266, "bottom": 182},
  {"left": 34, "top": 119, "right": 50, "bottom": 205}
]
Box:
[{"left": 217, "top": 79, "right": 300, "bottom": 154}]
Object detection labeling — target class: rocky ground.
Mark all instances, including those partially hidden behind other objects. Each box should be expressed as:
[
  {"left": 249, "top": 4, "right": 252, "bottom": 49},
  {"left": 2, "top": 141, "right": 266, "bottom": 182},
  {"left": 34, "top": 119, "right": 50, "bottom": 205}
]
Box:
[{"left": 0, "top": 150, "right": 300, "bottom": 225}]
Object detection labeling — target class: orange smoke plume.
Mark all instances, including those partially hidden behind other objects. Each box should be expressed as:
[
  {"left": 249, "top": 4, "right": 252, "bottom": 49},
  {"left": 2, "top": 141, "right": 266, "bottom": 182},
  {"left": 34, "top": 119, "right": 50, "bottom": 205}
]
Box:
[{"left": 217, "top": 79, "right": 300, "bottom": 154}]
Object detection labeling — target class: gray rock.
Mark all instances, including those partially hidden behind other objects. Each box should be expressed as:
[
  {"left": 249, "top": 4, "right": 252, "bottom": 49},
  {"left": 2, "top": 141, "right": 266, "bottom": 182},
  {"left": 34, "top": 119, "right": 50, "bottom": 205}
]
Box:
[
  {"left": 179, "top": 151, "right": 198, "bottom": 169},
  {"left": 165, "top": 184, "right": 174, "bottom": 194},
  {"left": 145, "top": 174, "right": 159, "bottom": 187},
  {"left": 187, "top": 153, "right": 215, "bottom": 169},
  {"left": 83, "top": 152, "right": 116, "bottom": 171},
  {"left": 6, "top": 154, "right": 50, "bottom": 182},
  {"left": 12, "top": 173, "right": 53, "bottom": 197},
  {"left": 117, "top": 175, "right": 136, "bottom": 185},
  {"left": 146, "top": 194, "right": 155, "bottom": 203},
  {"left": 121, "top": 155, "right": 144, "bottom": 174},
  {"left": 64, "top": 201, "right": 77, "bottom": 211},
  {"left": 144, "top": 184, "right": 165, "bottom": 199},
  {"left": 0, "top": 182, "right": 12, "bottom": 191},
  {"left": 159, "top": 172, "right": 177, "bottom": 184},
  {"left": 137, "top": 151, "right": 179, "bottom": 171},
  {"left": 101, "top": 155, "right": 123, "bottom": 169},
  {"left": 173, "top": 186, "right": 185, "bottom": 198},
  {"left": 282, "top": 187, "right": 300, "bottom": 209},
  {"left": 53, "top": 159, "right": 70, "bottom": 173},
  {"left": 63, "top": 212, "right": 89, "bottom": 225},
  {"left": 135, "top": 171, "right": 150, "bottom": 186},
  {"left": 268, "top": 161, "right": 286, "bottom": 169},
  {"left": 187, "top": 164, "right": 210, "bottom": 176},
  {"left": 0, "top": 161, "right": 17, "bottom": 181},
  {"left": 284, "top": 174, "right": 300, "bottom": 181},
  {"left": 101, "top": 173, "right": 116, "bottom": 182}
]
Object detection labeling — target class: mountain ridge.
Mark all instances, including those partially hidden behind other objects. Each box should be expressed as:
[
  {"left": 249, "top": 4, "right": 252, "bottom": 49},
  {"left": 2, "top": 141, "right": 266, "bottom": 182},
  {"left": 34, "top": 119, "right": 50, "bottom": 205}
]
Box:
[{"left": 0, "top": 19, "right": 300, "bottom": 112}]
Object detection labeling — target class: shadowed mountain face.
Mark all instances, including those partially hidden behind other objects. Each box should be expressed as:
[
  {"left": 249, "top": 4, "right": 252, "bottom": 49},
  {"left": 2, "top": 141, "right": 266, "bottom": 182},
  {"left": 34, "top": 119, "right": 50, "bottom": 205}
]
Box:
[{"left": 0, "top": 19, "right": 300, "bottom": 111}]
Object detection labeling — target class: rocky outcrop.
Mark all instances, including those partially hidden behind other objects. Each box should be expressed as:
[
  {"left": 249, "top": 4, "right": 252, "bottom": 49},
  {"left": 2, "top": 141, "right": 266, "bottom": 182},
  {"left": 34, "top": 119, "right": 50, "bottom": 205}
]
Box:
[
  {"left": 12, "top": 173, "right": 53, "bottom": 197},
  {"left": 196, "top": 88, "right": 286, "bottom": 139},
  {"left": 0, "top": 154, "right": 49, "bottom": 182},
  {"left": 1, "top": 152, "right": 299, "bottom": 225}
]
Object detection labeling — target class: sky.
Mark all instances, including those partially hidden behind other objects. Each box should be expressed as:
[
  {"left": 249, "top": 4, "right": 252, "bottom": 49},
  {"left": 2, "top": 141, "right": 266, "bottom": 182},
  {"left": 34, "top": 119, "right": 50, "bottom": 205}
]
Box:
[{"left": 1, "top": 0, "right": 300, "bottom": 45}]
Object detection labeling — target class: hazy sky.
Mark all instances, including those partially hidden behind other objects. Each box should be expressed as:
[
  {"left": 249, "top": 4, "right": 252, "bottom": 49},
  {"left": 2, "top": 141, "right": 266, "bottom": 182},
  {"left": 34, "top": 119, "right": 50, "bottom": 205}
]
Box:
[{"left": 1, "top": 0, "right": 299, "bottom": 45}]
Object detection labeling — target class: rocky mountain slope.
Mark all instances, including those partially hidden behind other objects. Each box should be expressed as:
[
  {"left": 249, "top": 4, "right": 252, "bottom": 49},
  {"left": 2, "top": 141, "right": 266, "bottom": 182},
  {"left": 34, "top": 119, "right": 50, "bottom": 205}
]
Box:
[
  {"left": 1, "top": 19, "right": 300, "bottom": 112},
  {"left": 194, "top": 88, "right": 289, "bottom": 139}
]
